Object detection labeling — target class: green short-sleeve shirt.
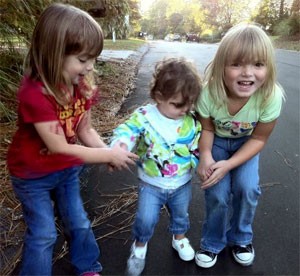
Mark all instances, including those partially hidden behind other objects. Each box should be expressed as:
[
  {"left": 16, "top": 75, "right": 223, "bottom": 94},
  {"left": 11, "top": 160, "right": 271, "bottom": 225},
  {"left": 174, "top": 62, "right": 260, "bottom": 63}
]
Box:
[{"left": 196, "top": 84, "right": 283, "bottom": 138}]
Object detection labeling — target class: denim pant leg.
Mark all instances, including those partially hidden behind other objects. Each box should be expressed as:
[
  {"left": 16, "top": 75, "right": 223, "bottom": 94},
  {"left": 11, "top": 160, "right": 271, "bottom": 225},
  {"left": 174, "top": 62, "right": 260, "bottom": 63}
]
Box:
[
  {"left": 11, "top": 176, "right": 58, "bottom": 276},
  {"left": 54, "top": 167, "right": 101, "bottom": 275},
  {"left": 227, "top": 154, "right": 261, "bottom": 246},
  {"left": 201, "top": 172, "right": 232, "bottom": 254},
  {"left": 132, "top": 182, "right": 166, "bottom": 243},
  {"left": 167, "top": 182, "right": 192, "bottom": 235},
  {"left": 200, "top": 135, "right": 261, "bottom": 253}
]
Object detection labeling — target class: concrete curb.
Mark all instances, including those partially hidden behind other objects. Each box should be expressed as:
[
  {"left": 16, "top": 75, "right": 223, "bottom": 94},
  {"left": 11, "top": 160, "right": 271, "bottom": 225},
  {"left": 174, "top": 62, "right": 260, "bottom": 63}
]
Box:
[{"left": 97, "top": 42, "right": 150, "bottom": 63}]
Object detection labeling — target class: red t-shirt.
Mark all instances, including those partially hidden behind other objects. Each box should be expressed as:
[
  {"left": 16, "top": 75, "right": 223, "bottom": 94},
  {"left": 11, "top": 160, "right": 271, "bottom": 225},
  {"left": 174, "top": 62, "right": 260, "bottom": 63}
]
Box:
[{"left": 7, "top": 77, "right": 94, "bottom": 179}]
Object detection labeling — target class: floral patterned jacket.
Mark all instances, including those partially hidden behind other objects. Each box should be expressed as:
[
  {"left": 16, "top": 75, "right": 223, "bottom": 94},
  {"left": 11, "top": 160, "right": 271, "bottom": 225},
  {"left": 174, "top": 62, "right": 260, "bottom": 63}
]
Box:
[{"left": 111, "top": 104, "right": 201, "bottom": 189}]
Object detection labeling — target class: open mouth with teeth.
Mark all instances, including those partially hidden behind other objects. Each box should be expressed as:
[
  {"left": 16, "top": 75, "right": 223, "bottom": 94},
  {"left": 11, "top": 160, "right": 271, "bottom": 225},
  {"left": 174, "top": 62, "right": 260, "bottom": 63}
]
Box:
[{"left": 238, "top": 81, "right": 254, "bottom": 86}]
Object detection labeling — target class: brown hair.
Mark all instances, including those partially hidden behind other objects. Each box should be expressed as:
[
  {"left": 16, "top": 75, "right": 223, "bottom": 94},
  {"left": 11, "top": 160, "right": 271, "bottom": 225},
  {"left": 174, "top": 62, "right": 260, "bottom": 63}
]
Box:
[
  {"left": 150, "top": 57, "right": 202, "bottom": 106},
  {"left": 25, "top": 3, "right": 104, "bottom": 105}
]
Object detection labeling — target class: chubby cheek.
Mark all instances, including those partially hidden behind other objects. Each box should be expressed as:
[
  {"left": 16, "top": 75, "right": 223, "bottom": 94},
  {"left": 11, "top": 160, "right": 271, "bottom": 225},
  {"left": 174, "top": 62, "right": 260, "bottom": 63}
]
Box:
[
  {"left": 223, "top": 72, "right": 233, "bottom": 86},
  {"left": 170, "top": 107, "right": 181, "bottom": 115},
  {"left": 223, "top": 77, "right": 234, "bottom": 91},
  {"left": 164, "top": 108, "right": 180, "bottom": 119},
  {"left": 257, "top": 72, "right": 267, "bottom": 84}
]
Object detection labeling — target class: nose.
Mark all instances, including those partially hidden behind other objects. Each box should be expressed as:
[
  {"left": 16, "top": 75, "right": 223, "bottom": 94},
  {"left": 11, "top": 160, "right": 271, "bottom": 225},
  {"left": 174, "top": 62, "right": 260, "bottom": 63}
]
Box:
[
  {"left": 241, "top": 65, "right": 253, "bottom": 76},
  {"left": 181, "top": 105, "right": 190, "bottom": 114},
  {"left": 86, "top": 60, "right": 94, "bottom": 71}
]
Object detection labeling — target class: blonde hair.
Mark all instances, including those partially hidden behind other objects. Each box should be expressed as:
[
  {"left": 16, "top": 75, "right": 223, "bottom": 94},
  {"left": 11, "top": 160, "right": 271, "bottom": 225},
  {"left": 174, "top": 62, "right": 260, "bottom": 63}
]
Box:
[
  {"left": 204, "top": 23, "right": 284, "bottom": 107},
  {"left": 150, "top": 57, "right": 202, "bottom": 105},
  {"left": 25, "top": 3, "right": 104, "bottom": 105}
]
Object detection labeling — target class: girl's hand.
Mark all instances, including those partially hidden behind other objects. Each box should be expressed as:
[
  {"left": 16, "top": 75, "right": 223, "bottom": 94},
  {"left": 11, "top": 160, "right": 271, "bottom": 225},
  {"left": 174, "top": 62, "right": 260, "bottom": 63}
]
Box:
[
  {"left": 200, "top": 160, "right": 231, "bottom": 189},
  {"left": 107, "top": 163, "right": 116, "bottom": 173},
  {"left": 109, "top": 142, "right": 138, "bottom": 171},
  {"left": 197, "top": 156, "right": 215, "bottom": 182},
  {"left": 107, "top": 142, "right": 131, "bottom": 172}
]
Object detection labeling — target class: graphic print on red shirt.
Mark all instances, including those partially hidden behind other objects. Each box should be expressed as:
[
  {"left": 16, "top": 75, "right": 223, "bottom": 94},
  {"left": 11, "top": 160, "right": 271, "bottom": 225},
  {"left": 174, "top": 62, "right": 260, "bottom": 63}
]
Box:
[{"left": 7, "top": 77, "right": 94, "bottom": 179}]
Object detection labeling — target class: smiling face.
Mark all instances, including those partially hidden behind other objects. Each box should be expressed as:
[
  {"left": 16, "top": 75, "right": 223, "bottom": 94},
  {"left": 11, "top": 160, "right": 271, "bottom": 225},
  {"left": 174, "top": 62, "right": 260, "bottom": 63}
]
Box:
[
  {"left": 224, "top": 60, "right": 267, "bottom": 100},
  {"left": 207, "top": 24, "right": 277, "bottom": 106},
  {"left": 27, "top": 4, "right": 104, "bottom": 105},
  {"left": 63, "top": 52, "right": 95, "bottom": 86}
]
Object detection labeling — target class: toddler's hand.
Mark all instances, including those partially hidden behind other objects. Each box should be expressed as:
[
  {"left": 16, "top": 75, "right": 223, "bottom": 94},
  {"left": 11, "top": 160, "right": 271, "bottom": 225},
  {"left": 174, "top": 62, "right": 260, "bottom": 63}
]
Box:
[
  {"left": 119, "top": 142, "right": 128, "bottom": 151},
  {"left": 197, "top": 156, "right": 215, "bottom": 182}
]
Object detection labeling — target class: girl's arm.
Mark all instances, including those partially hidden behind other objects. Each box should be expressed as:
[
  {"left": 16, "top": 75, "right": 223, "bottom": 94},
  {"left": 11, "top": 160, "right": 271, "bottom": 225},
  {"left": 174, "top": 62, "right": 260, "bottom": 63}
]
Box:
[
  {"left": 77, "top": 110, "right": 107, "bottom": 148},
  {"left": 197, "top": 117, "right": 216, "bottom": 181},
  {"left": 201, "top": 120, "right": 277, "bottom": 189},
  {"left": 34, "top": 120, "right": 138, "bottom": 170}
]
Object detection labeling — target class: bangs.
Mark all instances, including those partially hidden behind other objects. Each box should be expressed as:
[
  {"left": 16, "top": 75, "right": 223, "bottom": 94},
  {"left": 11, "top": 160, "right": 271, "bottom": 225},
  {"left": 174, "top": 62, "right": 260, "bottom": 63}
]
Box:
[
  {"left": 81, "top": 23, "right": 103, "bottom": 57},
  {"left": 65, "top": 15, "right": 103, "bottom": 57},
  {"left": 225, "top": 29, "right": 268, "bottom": 64}
]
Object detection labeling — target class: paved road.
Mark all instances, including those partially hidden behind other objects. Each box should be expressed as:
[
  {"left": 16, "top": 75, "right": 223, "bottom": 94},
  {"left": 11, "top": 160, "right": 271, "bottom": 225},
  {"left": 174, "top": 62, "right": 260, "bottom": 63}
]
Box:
[
  {"left": 50, "top": 41, "right": 299, "bottom": 275},
  {"left": 91, "top": 42, "right": 299, "bottom": 275}
]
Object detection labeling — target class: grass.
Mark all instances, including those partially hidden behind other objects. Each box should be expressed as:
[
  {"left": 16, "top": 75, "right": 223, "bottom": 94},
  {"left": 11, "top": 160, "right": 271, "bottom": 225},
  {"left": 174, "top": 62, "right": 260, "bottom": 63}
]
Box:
[
  {"left": 271, "top": 35, "right": 300, "bottom": 51},
  {"left": 104, "top": 38, "right": 146, "bottom": 50}
]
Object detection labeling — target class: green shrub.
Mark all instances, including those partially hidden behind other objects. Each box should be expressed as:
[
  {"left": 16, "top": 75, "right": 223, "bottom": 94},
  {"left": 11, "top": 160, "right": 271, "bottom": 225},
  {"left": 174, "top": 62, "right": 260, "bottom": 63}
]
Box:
[
  {"left": 288, "top": 15, "right": 300, "bottom": 35},
  {"left": 0, "top": 50, "right": 24, "bottom": 122},
  {"left": 274, "top": 19, "right": 291, "bottom": 36}
]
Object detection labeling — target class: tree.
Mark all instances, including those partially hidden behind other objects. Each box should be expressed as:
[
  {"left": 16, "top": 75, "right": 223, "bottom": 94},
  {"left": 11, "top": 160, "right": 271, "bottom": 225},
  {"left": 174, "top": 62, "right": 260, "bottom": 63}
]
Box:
[
  {"left": 251, "top": 0, "right": 289, "bottom": 32},
  {"left": 140, "top": 0, "right": 205, "bottom": 38},
  {"left": 0, "top": 0, "right": 53, "bottom": 45},
  {"left": 96, "top": 0, "right": 139, "bottom": 39},
  {"left": 68, "top": 0, "right": 132, "bottom": 39},
  {"left": 128, "top": 0, "right": 142, "bottom": 36},
  {"left": 168, "top": 12, "right": 184, "bottom": 33},
  {"left": 142, "top": 0, "right": 169, "bottom": 39},
  {"left": 291, "top": 0, "right": 300, "bottom": 14},
  {"left": 288, "top": 0, "right": 300, "bottom": 35},
  {"left": 200, "top": 0, "right": 252, "bottom": 31}
]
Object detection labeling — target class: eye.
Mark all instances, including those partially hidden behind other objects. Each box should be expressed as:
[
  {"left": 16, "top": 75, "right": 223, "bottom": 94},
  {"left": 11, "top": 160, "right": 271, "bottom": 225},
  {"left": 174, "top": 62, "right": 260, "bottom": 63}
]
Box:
[
  {"left": 172, "top": 102, "right": 186, "bottom": 108},
  {"left": 255, "top": 62, "right": 265, "bottom": 67},
  {"left": 231, "top": 62, "right": 241, "bottom": 67},
  {"left": 78, "top": 58, "right": 87, "bottom": 63}
]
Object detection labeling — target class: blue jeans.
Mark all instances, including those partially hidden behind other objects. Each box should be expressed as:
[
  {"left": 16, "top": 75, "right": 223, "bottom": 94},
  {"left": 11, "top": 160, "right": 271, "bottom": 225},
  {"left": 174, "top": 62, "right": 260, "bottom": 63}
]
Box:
[
  {"left": 200, "top": 135, "right": 261, "bottom": 254},
  {"left": 133, "top": 180, "right": 192, "bottom": 243},
  {"left": 11, "top": 166, "right": 101, "bottom": 276}
]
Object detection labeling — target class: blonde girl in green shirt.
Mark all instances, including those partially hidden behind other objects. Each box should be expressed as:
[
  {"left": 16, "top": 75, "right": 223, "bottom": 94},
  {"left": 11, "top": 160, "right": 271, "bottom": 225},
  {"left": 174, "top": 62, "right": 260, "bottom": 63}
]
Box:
[{"left": 194, "top": 23, "right": 285, "bottom": 268}]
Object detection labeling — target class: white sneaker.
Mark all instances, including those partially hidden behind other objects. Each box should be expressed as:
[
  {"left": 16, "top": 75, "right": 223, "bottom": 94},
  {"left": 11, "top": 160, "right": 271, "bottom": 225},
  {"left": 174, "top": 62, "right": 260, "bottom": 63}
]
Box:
[
  {"left": 126, "top": 242, "right": 148, "bottom": 276},
  {"left": 195, "top": 249, "right": 218, "bottom": 268},
  {"left": 172, "top": 236, "right": 195, "bottom": 261},
  {"left": 232, "top": 244, "right": 255, "bottom": 266}
]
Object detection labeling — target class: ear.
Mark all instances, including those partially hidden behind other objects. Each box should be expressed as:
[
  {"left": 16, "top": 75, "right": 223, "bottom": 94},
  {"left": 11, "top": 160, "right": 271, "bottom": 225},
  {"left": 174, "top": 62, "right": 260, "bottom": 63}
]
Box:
[{"left": 154, "top": 91, "right": 164, "bottom": 103}]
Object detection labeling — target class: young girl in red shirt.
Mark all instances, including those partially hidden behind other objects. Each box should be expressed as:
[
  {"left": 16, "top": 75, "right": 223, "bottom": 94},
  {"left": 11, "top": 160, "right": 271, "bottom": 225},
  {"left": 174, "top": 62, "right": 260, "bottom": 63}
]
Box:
[{"left": 7, "top": 3, "right": 137, "bottom": 276}]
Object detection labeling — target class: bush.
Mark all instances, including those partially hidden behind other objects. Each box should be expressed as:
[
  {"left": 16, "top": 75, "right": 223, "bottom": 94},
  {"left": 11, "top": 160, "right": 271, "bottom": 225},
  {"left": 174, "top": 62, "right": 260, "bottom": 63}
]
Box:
[
  {"left": 0, "top": 49, "right": 24, "bottom": 122},
  {"left": 200, "top": 33, "right": 221, "bottom": 43},
  {"left": 274, "top": 16, "right": 300, "bottom": 37},
  {"left": 288, "top": 15, "right": 300, "bottom": 35},
  {"left": 274, "top": 19, "right": 291, "bottom": 36}
]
